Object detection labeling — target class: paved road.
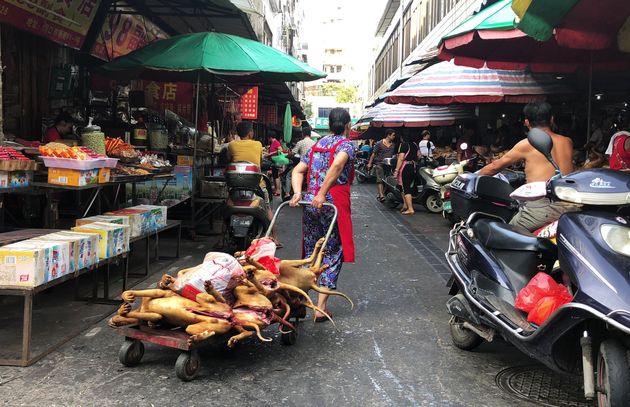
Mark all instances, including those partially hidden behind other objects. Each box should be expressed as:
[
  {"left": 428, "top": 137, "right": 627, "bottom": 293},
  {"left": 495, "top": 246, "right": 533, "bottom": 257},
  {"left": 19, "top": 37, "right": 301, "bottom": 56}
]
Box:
[{"left": 0, "top": 184, "right": 536, "bottom": 406}]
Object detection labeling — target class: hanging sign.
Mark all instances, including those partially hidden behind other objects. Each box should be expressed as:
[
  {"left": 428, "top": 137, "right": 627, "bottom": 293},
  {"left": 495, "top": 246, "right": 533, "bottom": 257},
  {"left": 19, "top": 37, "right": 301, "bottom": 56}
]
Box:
[
  {"left": 0, "top": 0, "right": 101, "bottom": 49},
  {"left": 91, "top": 11, "right": 168, "bottom": 61},
  {"left": 137, "top": 81, "right": 194, "bottom": 121},
  {"left": 239, "top": 87, "right": 259, "bottom": 120}
]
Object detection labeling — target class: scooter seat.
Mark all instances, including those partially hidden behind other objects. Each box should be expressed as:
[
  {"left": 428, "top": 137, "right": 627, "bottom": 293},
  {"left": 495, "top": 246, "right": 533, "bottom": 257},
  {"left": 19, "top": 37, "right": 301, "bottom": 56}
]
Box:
[{"left": 473, "top": 219, "right": 556, "bottom": 255}]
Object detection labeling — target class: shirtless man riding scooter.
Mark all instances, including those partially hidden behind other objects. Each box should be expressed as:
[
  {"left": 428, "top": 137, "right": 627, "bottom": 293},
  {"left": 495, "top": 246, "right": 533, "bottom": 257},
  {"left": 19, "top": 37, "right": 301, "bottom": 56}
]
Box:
[{"left": 478, "top": 101, "right": 578, "bottom": 231}]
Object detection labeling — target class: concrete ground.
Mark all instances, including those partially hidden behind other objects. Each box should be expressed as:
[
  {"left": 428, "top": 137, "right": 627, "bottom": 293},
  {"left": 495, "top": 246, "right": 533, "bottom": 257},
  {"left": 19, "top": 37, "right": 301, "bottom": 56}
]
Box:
[{"left": 0, "top": 184, "right": 543, "bottom": 406}]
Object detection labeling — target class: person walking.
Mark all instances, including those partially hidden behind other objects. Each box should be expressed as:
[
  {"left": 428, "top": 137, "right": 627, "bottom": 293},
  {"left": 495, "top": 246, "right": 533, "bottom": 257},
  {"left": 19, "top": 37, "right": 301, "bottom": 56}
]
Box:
[
  {"left": 267, "top": 135, "right": 283, "bottom": 196},
  {"left": 367, "top": 129, "right": 396, "bottom": 202},
  {"left": 418, "top": 130, "right": 435, "bottom": 165},
  {"left": 394, "top": 134, "right": 419, "bottom": 215},
  {"left": 292, "top": 127, "right": 316, "bottom": 157},
  {"left": 290, "top": 108, "right": 355, "bottom": 322}
]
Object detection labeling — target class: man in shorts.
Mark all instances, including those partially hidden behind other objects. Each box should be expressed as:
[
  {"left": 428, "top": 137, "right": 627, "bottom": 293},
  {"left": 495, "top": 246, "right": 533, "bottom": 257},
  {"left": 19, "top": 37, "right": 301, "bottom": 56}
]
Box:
[{"left": 367, "top": 129, "right": 397, "bottom": 202}]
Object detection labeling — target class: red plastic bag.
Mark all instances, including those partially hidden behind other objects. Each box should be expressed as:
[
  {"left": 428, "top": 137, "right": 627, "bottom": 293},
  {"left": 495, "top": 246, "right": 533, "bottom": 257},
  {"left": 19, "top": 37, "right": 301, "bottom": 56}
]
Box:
[
  {"left": 527, "top": 288, "right": 573, "bottom": 325},
  {"left": 515, "top": 272, "right": 560, "bottom": 313},
  {"left": 244, "top": 238, "right": 281, "bottom": 274}
]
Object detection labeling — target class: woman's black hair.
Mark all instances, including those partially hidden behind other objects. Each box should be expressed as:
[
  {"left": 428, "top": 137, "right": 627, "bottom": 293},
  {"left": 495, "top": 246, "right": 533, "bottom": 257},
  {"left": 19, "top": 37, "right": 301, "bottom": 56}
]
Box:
[{"left": 329, "top": 108, "right": 351, "bottom": 135}]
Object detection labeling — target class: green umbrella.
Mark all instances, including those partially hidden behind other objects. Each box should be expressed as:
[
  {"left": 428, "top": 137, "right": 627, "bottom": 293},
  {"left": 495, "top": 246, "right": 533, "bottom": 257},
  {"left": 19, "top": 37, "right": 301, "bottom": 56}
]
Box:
[
  {"left": 97, "top": 31, "right": 326, "bottom": 83},
  {"left": 283, "top": 102, "right": 292, "bottom": 144}
]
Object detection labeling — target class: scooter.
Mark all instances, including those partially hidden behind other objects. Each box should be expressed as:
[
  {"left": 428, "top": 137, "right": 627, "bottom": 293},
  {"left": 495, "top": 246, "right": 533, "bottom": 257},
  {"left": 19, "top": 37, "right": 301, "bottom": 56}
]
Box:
[
  {"left": 355, "top": 150, "right": 376, "bottom": 184},
  {"left": 445, "top": 128, "right": 630, "bottom": 406},
  {"left": 224, "top": 161, "right": 272, "bottom": 250},
  {"left": 280, "top": 154, "right": 302, "bottom": 201},
  {"left": 381, "top": 157, "right": 443, "bottom": 213}
]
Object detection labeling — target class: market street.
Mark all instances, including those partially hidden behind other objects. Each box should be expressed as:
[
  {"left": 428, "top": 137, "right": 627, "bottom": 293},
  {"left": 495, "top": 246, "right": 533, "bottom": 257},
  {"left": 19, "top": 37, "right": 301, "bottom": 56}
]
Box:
[{"left": 0, "top": 184, "right": 540, "bottom": 406}]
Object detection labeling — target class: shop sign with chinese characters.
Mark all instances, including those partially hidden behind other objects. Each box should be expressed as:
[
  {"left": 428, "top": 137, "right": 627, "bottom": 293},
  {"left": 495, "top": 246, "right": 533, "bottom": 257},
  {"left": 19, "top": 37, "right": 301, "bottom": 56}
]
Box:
[
  {"left": 239, "top": 87, "right": 259, "bottom": 120},
  {"left": 91, "top": 9, "right": 168, "bottom": 61},
  {"left": 139, "top": 81, "right": 194, "bottom": 121},
  {"left": 0, "top": 0, "right": 101, "bottom": 49}
]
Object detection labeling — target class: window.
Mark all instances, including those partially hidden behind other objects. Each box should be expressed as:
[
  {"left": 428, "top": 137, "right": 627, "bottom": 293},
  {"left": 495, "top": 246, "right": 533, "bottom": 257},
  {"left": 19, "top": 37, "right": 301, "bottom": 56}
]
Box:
[{"left": 318, "top": 107, "right": 334, "bottom": 118}]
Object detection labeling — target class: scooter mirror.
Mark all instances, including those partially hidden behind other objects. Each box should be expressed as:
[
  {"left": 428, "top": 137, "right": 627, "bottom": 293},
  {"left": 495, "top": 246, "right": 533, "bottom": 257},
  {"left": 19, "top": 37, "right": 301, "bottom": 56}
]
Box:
[
  {"left": 528, "top": 128, "right": 553, "bottom": 160},
  {"left": 528, "top": 128, "right": 561, "bottom": 174},
  {"left": 460, "top": 142, "right": 468, "bottom": 151}
]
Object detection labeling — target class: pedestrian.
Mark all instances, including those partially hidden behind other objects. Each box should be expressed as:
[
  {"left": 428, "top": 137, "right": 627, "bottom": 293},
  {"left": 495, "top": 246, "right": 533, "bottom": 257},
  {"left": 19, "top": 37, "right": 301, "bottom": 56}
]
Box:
[
  {"left": 267, "top": 135, "right": 283, "bottom": 196},
  {"left": 290, "top": 108, "right": 355, "bottom": 322},
  {"left": 367, "top": 129, "right": 396, "bottom": 202},
  {"left": 418, "top": 130, "right": 435, "bottom": 163},
  {"left": 292, "top": 126, "right": 316, "bottom": 158},
  {"left": 457, "top": 126, "right": 475, "bottom": 162},
  {"left": 606, "top": 128, "right": 630, "bottom": 170},
  {"left": 394, "top": 134, "right": 419, "bottom": 215}
]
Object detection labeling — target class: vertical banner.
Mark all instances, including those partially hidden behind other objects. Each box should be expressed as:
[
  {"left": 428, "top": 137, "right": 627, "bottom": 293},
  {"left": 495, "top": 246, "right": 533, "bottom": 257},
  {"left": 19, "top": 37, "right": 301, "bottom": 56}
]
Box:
[
  {"left": 0, "top": 0, "right": 101, "bottom": 49},
  {"left": 239, "top": 86, "right": 259, "bottom": 120},
  {"left": 91, "top": 10, "right": 168, "bottom": 61}
]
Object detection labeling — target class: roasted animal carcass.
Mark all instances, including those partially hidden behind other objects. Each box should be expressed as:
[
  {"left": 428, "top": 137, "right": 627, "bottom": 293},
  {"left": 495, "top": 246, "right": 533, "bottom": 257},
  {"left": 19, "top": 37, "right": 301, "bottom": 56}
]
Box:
[{"left": 108, "top": 289, "right": 233, "bottom": 345}]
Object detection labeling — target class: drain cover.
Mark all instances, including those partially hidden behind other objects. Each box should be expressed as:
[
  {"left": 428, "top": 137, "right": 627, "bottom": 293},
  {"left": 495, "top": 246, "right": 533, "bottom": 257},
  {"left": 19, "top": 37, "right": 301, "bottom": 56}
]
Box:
[{"left": 496, "top": 365, "right": 596, "bottom": 407}]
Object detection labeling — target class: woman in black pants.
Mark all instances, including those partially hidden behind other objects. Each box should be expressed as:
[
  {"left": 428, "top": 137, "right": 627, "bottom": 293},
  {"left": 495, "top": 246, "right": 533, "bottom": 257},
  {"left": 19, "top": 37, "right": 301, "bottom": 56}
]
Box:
[{"left": 393, "top": 134, "right": 419, "bottom": 215}]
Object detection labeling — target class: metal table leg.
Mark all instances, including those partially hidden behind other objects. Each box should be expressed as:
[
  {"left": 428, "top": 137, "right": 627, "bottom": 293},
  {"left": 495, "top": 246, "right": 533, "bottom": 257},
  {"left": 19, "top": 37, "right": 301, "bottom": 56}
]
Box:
[{"left": 21, "top": 292, "right": 32, "bottom": 367}]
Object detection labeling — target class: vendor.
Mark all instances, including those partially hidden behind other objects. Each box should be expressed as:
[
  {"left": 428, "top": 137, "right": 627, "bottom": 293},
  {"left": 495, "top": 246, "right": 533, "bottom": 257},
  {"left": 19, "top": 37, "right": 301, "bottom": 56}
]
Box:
[
  {"left": 44, "top": 112, "right": 75, "bottom": 143},
  {"left": 290, "top": 108, "right": 355, "bottom": 322},
  {"left": 606, "top": 129, "right": 630, "bottom": 170}
]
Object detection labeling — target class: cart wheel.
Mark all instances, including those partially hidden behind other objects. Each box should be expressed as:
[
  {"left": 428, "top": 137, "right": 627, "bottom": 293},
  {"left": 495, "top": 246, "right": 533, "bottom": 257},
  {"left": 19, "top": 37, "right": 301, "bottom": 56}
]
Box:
[
  {"left": 281, "top": 320, "right": 299, "bottom": 346},
  {"left": 118, "top": 338, "right": 144, "bottom": 367},
  {"left": 175, "top": 351, "right": 201, "bottom": 381}
]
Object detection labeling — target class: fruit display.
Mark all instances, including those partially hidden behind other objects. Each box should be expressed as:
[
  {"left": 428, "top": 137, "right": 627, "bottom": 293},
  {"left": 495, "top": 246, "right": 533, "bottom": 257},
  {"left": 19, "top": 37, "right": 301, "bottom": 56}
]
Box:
[
  {"left": 106, "top": 138, "right": 140, "bottom": 159},
  {"left": 0, "top": 147, "right": 37, "bottom": 171},
  {"left": 39, "top": 144, "right": 104, "bottom": 160}
]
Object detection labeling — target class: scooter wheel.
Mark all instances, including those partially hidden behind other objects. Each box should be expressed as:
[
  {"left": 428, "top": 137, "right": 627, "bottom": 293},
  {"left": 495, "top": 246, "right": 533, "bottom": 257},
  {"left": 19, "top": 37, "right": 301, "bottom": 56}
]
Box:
[
  {"left": 424, "top": 193, "right": 443, "bottom": 214},
  {"left": 356, "top": 173, "right": 367, "bottom": 184},
  {"left": 385, "top": 192, "right": 400, "bottom": 209},
  {"left": 449, "top": 317, "right": 483, "bottom": 351},
  {"left": 596, "top": 339, "right": 630, "bottom": 407}
]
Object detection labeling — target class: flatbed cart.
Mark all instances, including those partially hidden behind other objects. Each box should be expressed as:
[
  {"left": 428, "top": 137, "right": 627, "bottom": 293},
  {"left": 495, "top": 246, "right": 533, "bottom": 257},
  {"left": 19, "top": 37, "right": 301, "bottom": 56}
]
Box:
[{"left": 114, "top": 200, "right": 337, "bottom": 381}]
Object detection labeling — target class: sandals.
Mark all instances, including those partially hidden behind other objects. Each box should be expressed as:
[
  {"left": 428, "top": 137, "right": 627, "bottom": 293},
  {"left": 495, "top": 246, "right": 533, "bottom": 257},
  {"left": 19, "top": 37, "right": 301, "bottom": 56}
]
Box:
[
  {"left": 377, "top": 196, "right": 385, "bottom": 202},
  {"left": 315, "top": 310, "right": 333, "bottom": 323}
]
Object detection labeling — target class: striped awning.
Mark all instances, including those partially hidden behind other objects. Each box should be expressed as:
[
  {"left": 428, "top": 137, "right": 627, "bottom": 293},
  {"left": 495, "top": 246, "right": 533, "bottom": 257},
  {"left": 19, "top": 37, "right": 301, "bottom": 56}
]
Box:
[
  {"left": 385, "top": 60, "right": 571, "bottom": 105},
  {"left": 371, "top": 104, "right": 475, "bottom": 128}
]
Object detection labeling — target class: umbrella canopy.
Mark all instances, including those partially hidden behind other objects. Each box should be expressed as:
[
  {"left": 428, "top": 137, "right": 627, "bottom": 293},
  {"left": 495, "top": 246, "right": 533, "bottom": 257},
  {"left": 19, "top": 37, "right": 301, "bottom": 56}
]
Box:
[
  {"left": 438, "top": 0, "right": 630, "bottom": 72},
  {"left": 385, "top": 60, "right": 571, "bottom": 105},
  {"left": 371, "top": 104, "right": 475, "bottom": 128},
  {"left": 283, "top": 103, "right": 292, "bottom": 143},
  {"left": 97, "top": 32, "right": 326, "bottom": 83},
  {"left": 512, "top": 0, "right": 630, "bottom": 52}
]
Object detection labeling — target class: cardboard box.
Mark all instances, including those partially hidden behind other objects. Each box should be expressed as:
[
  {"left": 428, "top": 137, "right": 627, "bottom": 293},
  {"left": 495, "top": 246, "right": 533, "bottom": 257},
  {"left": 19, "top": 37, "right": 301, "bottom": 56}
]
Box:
[
  {"left": 48, "top": 167, "right": 99, "bottom": 187},
  {"left": 0, "top": 240, "right": 70, "bottom": 287},
  {"left": 133, "top": 205, "right": 168, "bottom": 231},
  {"left": 72, "top": 222, "right": 130, "bottom": 259},
  {"left": 33, "top": 231, "right": 99, "bottom": 272},
  {"left": 105, "top": 208, "right": 149, "bottom": 237},
  {"left": 176, "top": 155, "right": 194, "bottom": 166},
  {"left": 76, "top": 215, "right": 129, "bottom": 228},
  {"left": 99, "top": 168, "right": 111, "bottom": 183},
  {"left": 0, "top": 170, "right": 32, "bottom": 188}
]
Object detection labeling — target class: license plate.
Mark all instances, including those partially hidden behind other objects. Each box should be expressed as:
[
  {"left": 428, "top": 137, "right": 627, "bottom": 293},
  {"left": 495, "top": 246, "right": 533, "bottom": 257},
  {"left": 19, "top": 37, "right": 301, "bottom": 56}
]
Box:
[
  {"left": 231, "top": 216, "right": 253, "bottom": 227},
  {"left": 442, "top": 201, "right": 452, "bottom": 211}
]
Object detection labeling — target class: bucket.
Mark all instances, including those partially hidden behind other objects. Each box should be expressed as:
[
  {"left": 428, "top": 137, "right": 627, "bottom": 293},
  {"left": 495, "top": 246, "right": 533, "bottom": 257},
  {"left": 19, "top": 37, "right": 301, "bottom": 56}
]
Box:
[{"left": 149, "top": 129, "right": 169, "bottom": 150}]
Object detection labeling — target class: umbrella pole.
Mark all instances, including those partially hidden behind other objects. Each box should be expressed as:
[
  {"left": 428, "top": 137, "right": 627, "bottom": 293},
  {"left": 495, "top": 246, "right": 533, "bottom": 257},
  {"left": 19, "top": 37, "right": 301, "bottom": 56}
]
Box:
[
  {"left": 586, "top": 52, "right": 593, "bottom": 144},
  {"left": 210, "top": 77, "right": 215, "bottom": 174}
]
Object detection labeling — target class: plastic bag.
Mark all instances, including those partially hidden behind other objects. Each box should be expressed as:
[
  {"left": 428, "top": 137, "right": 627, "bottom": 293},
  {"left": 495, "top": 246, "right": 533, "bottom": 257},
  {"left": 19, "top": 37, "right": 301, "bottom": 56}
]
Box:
[
  {"left": 244, "top": 238, "right": 281, "bottom": 274},
  {"left": 527, "top": 288, "right": 573, "bottom": 325},
  {"left": 515, "top": 272, "right": 562, "bottom": 313},
  {"left": 172, "top": 252, "right": 244, "bottom": 302}
]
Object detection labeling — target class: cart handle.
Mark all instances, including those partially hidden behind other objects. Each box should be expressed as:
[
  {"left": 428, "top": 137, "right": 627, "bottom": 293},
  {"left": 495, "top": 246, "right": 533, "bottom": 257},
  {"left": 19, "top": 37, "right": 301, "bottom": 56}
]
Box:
[{"left": 265, "top": 201, "right": 338, "bottom": 249}]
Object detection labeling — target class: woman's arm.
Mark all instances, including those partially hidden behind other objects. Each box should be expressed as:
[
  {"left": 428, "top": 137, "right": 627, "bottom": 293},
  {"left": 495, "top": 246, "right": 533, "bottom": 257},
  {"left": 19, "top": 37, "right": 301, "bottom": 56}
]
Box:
[
  {"left": 312, "top": 153, "right": 349, "bottom": 208},
  {"left": 289, "top": 161, "right": 308, "bottom": 207}
]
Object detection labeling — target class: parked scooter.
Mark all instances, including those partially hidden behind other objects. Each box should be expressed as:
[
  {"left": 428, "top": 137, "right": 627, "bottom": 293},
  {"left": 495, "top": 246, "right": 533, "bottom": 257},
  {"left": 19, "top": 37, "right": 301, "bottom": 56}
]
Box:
[
  {"left": 355, "top": 150, "right": 376, "bottom": 184},
  {"left": 224, "top": 161, "right": 272, "bottom": 250},
  {"left": 381, "top": 156, "right": 442, "bottom": 213},
  {"left": 280, "top": 154, "right": 302, "bottom": 201},
  {"left": 445, "top": 128, "right": 630, "bottom": 406}
]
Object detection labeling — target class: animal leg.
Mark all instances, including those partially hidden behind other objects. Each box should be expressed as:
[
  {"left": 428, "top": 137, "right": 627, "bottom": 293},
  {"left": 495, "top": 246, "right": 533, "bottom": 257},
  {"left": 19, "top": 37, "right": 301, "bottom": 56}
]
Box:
[
  {"left": 310, "top": 284, "right": 354, "bottom": 309},
  {"left": 272, "top": 314, "right": 296, "bottom": 333},
  {"left": 227, "top": 327, "right": 253, "bottom": 348},
  {"left": 195, "top": 292, "right": 220, "bottom": 306},
  {"left": 121, "top": 289, "right": 169, "bottom": 303},
  {"left": 186, "top": 322, "right": 217, "bottom": 346},
  {"left": 301, "top": 302, "right": 336, "bottom": 327},
  {"left": 243, "top": 323, "right": 272, "bottom": 342},
  {"left": 279, "top": 238, "right": 326, "bottom": 268},
  {"left": 108, "top": 315, "right": 139, "bottom": 327},
  {"left": 157, "top": 274, "right": 175, "bottom": 290},
  {"left": 204, "top": 281, "right": 227, "bottom": 303}
]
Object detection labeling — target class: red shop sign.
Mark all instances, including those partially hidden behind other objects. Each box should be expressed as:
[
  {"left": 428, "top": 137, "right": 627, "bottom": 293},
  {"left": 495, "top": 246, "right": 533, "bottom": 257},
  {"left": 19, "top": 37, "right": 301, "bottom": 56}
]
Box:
[
  {"left": 239, "top": 87, "right": 258, "bottom": 120},
  {"left": 138, "top": 80, "right": 194, "bottom": 121}
]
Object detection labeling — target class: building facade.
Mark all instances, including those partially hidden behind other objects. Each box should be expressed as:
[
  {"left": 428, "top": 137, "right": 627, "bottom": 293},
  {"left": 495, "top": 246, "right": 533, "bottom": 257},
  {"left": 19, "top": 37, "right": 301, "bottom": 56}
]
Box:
[{"left": 368, "top": 0, "right": 486, "bottom": 102}]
